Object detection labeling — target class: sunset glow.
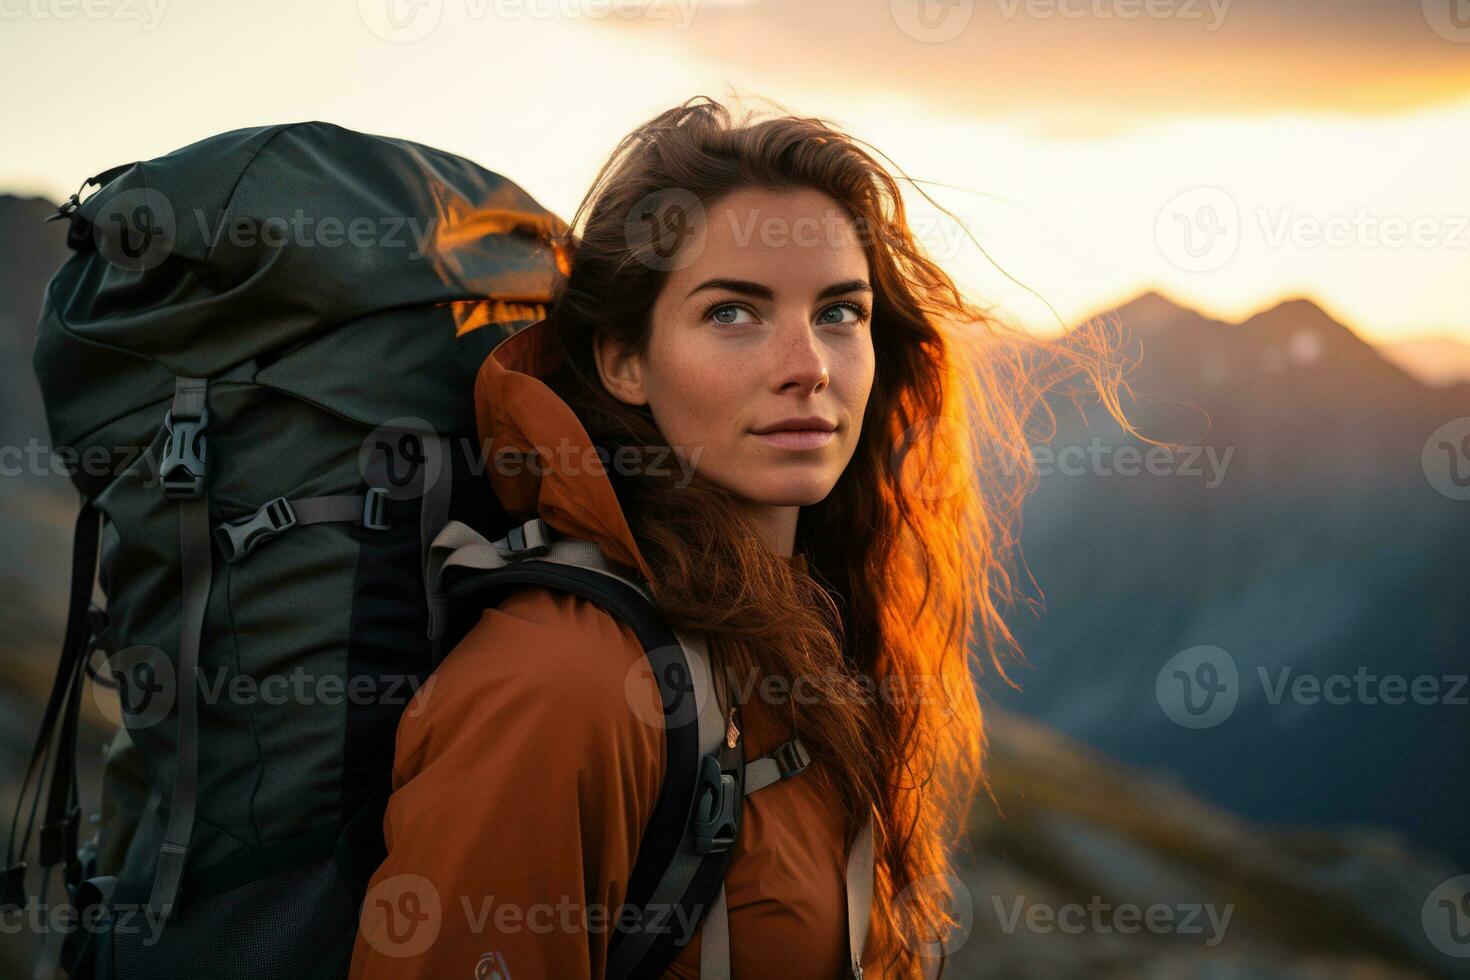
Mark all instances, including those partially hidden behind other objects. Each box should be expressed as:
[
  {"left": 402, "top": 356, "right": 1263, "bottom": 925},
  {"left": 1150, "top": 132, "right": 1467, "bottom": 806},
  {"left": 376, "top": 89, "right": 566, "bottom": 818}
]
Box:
[{"left": 2, "top": 0, "right": 1464, "bottom": 343}]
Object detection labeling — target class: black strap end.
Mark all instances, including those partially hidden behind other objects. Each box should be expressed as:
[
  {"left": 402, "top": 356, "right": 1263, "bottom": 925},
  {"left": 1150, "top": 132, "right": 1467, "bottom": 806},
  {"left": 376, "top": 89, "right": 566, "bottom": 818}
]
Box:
[{"left": 2, "top": 862, "right": 28, "bottom": 911}]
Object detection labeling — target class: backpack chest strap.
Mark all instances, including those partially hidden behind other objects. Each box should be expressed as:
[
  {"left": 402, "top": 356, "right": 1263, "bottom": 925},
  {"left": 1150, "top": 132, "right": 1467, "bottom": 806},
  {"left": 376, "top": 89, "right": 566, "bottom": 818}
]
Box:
[{"left": 741, "top": 738, "right": 810, "bottom": 795}]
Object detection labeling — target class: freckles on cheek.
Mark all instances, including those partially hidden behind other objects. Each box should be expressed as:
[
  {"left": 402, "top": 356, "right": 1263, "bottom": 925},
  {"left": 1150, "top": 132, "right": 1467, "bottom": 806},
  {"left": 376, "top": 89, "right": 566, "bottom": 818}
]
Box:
[
  {"left": 670, "top": 360, "right": 737, "bottom": 450},
  {"left": 648, "top": 342, "right": 732, "bottom": 452}
]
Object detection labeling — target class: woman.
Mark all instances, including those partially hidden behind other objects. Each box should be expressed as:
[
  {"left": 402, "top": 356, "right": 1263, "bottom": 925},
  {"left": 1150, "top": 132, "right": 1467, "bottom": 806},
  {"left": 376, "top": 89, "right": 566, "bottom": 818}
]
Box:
[{"left": 350, "top": 97, "right": 1121, "bottom": 979}]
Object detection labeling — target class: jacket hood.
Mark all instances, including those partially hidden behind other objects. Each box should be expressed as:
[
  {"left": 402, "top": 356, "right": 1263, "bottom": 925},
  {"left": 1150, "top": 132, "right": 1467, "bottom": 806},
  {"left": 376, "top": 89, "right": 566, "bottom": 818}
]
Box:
[{"left": 474, "top": 318, "right": 654, "bottom": 583}]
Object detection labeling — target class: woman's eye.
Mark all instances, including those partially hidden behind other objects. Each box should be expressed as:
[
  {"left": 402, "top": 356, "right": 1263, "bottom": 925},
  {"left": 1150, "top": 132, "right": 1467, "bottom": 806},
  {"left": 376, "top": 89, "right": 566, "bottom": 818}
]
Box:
[
  {"left": 708, "top": 303, "right": 756, "bottom": 326},
  {"left": 817, "top": 302, "right": 867, "bottom": 326}
]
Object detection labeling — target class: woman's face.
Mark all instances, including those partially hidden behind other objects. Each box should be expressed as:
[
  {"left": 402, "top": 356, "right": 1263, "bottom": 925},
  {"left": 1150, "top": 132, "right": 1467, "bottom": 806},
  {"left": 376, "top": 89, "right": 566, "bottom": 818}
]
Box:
[{"left": 597, "top": 186, "right": 875, "bottom": 527}]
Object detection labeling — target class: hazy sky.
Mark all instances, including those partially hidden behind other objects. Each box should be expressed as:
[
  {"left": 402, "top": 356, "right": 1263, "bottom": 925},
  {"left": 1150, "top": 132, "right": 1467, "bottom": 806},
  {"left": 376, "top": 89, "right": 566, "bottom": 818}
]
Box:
[{"left": 1, "top": 0, "right": 1466, "bottom": 342}]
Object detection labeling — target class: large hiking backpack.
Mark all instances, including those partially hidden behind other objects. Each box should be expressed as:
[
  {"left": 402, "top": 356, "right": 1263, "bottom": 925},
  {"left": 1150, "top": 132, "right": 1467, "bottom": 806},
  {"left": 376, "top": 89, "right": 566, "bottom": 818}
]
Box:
[
  {"left": 5, "top": 120, "right": 560, "bottom": 978},
  {"left": 6, "top": 120, "right": 877, "bottom": 980}
]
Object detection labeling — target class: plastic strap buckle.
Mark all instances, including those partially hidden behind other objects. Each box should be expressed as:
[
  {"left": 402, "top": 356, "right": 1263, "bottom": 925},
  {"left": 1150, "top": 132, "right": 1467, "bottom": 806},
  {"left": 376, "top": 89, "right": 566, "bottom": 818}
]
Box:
[
  {"left": 159, "top": 405, "right": 209, "bottom": 499},
  {"left": 361, "top": 486, "right": 389, "bottom": 531},
  {"left": 214, "top": 496, "right": 296, "bottom": 563},
  {"left": 496, "top": 518, "right": 553, "bottom": 559},
  {"left": 772, "top": 739, "right": 811, "bottom": 780},
  {"left": 692, "top": 753, "right": 738, "bottom": 854}
]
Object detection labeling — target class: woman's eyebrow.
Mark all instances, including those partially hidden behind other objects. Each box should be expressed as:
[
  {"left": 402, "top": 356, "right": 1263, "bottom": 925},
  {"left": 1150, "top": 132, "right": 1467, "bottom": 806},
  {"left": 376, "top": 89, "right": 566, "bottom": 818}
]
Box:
[{"left": 685, "top": 278, "right": 872, "bottom": 301}]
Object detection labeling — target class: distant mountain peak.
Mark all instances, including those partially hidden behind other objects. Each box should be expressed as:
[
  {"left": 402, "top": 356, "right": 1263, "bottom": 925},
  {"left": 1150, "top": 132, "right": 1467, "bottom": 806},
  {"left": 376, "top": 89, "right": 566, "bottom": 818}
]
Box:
[
  {"left": 1113, "top": 289, "right": 1190, "bottom": 317},
  {"left": 1246, "top": 296, "right": 1345, "bottom": 332},
  {"left": 0, "top": 194, "right": 61, "bottom": 227},
  {"left": 1103, "top": 289, "right": 1219, "bottom": 334},
  {"left": 1089, "top": 288, "right": 1428, "bottom": 398}
]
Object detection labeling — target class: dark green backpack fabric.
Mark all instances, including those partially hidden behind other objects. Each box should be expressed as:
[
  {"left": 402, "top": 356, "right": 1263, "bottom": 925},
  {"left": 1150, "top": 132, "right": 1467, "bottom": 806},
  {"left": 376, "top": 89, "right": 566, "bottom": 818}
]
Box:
[{"left": 8, "top": 121, "right": 562, "bottom": 979}]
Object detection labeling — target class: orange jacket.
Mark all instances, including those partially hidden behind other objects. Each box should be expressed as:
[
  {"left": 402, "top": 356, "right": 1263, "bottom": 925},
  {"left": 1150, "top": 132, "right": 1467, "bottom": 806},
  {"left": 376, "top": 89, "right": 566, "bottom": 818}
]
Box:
[{"left": 349, "top": 319, "right": 879, "bottom": 979}]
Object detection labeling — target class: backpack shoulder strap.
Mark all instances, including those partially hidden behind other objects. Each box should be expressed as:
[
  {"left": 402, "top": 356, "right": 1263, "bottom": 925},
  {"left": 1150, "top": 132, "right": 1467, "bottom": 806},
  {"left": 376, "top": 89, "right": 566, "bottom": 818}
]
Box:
[
  {"left": 429, "top": 517, "right": 881, "bottom": 977},
  {"left": 426, "top": 517, "right": 741, "bottom": 978}
]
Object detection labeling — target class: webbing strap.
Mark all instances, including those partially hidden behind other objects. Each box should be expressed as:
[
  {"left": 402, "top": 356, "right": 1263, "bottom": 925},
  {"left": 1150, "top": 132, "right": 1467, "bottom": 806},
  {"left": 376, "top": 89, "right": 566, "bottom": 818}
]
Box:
[
  {"left": 426, "top": 518, "right": 644, "bottom": 661},
  {"left": 7, "top": 501, "right": 100, "bottom": 910},
  {"left": 604, "top": 627, "right": 734, "bottom": 980},
  {"left": 428, "top": 518, "right": 626, "bottom": 591},
  {"left": 213, "top": 491, "right": 387, "bottom": 564},
  {"left": 845, "top": 814, "right": 876, "bottom": 978},
  {"left": 699, "top": 884, "right": 732, "bottom": 979},
  {"left": 698, "top": 798, "right": 876, "bottom": 978},
  {"left": 149, "top": 377, "right": 213, "bottom": 922},
  {"left": 740, "top": 739, "right": 809, "bottom": 795},
  {"left": 698, "top": 740, "right": 876, "bottom": 980},
  {"left": 288, "top": 493, "right": 373, "bottom": 525},
  {"left": 418, "top": 435, "right": 453, "bottom": 641},
  {"left": 427, "top": 518, "right": 734, "bottom": 978}
]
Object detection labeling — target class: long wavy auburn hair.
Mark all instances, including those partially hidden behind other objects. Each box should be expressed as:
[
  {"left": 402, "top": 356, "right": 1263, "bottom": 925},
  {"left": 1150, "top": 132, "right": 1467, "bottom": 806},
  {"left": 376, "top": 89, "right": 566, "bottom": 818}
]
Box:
[{"left": 534, "top": 96, "right": 1129, "bottom": 976}]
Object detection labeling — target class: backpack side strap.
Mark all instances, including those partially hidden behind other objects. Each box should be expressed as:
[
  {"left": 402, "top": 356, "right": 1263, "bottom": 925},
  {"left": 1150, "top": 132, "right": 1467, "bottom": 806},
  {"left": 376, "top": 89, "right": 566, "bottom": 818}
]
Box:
[{"left": 3, "top": 499, "right": 101, "bottom": 911}]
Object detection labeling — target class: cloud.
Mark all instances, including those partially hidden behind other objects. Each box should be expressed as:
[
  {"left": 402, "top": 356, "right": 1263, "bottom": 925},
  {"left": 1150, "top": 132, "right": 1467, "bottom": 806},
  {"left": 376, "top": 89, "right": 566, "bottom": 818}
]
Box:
[{"left": 598, "top": 0, "right": 1470, "bottom": 132}]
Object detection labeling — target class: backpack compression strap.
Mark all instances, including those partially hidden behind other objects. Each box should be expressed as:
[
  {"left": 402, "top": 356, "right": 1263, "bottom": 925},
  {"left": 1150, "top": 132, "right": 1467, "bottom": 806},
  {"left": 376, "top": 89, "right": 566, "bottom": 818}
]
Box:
[
  {"left": 149, "top": 376, "right": 214, "bottom": 922},
  {"left": 427, "top": 518, "right": 742, "bottom": 978},
  {"left": 3, "top": 499, "right": 101, "bottom": 910}
]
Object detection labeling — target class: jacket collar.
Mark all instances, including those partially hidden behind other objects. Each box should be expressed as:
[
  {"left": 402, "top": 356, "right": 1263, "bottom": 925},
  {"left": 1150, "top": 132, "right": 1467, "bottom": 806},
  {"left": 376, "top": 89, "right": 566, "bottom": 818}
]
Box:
[{"left": 474, "top": 318, "right": 653, "bottom": 583}]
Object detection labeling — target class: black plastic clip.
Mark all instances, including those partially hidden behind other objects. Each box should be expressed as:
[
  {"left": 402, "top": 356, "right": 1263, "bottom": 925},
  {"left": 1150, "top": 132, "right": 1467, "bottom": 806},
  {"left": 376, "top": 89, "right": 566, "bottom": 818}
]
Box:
[
  {"left": 772, "top": 739, "right": 811, "bottom": 780},
  {"left": 496, "top": 518, "right": 553, "bottom": 559},
  {"left": 46, "top": 192, "right": 82, "bottom": 224},
  {"left": 692, "top": 753, "right": 738, "bottom": 854},
  {"left": 214, "top": 496, "right": 296, "bottom": 563},
  {"left": 159, "top": 404, "right": 209, "bottom": 499},
  {"left": 361, "top": 486, "right": 389, "bottom": 531}
]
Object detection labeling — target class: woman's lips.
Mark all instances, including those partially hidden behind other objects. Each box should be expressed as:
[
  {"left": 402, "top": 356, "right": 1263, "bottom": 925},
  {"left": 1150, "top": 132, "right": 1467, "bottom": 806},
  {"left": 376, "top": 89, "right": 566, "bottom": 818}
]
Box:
[{"left": 751, "top": 428, "right": 836, "bottom": 450}]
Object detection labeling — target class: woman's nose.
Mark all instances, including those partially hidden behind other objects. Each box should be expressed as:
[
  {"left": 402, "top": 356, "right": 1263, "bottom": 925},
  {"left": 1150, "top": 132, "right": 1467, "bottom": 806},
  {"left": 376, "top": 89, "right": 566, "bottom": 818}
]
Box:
[{"left": 774, "top": 322, "right": 830, "bottom": 394}]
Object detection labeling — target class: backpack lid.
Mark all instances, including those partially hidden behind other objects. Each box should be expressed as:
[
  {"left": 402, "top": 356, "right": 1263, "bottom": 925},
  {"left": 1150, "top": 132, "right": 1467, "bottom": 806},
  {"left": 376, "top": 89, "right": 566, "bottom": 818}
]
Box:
[{"left": 35, "top": 121, "right": 563, "bottom": 447}]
